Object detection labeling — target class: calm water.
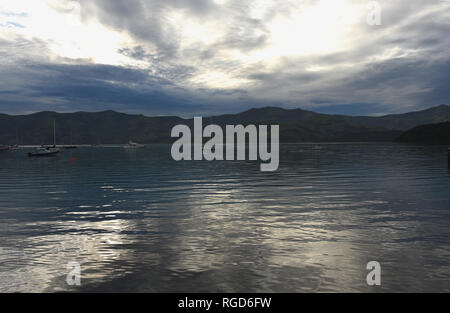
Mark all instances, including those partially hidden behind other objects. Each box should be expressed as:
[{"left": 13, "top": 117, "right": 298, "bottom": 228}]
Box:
[{"left": 0, "top": 143, "right": 449, "bottom": 292}]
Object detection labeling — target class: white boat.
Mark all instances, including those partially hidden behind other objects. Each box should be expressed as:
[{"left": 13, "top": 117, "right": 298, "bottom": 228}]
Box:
[
  {"left": 28, "top": 121, "right": 60, "bottom": 157},
  {"left": 9, "top": 144, "right": 22, "bottom": 151},
  {"left": 11, "top": 128, "right": 22, "bottom": 150},
  {"left": 28, "top": 146, "right": 59, "bottom": 157},
  {"left": 124, "top": 141, "right": 146, "bottom": 149}
]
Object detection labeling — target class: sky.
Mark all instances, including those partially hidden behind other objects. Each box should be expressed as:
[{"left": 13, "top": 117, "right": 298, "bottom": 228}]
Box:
[{"left": 0, "top": 0, "right": 449, "bottom": 116}]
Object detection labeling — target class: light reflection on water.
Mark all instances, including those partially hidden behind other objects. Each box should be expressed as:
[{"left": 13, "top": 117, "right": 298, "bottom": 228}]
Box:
[{"left": 0, "top": 143, "right": 449, "bottom": 292}]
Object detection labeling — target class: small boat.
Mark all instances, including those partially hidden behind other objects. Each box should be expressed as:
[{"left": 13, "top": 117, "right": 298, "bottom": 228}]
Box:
[
  {"left": 124, "top": 141, "right": 146, "bottom": 149},
  {"left": 9, "top": 144, "right": 22, "bottom": 151},
  {"left": 0, "top": 145, "right": 9, "bottom": 152},
  {"left": 28, "top": 121, "right": 59, "bottom": 157},
  {"left": 28, "top": 146, "right": 60, "bottom": 157},
  {"left": 11, "top": 128, "right": 22, "bottom": 150}
]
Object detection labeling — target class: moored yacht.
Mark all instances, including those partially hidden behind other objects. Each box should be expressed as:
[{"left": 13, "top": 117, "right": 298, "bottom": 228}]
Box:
[
  {"left": 124, "top": 141, "right": 146, "bottom": 148},
  {"left": 28, "top": 121, "right": 60, "bottom": 157},
  {"left": 28, "top": 145, "right": 59, "bottom": 157}
]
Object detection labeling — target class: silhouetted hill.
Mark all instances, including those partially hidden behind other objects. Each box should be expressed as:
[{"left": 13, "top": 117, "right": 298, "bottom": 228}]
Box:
[
  {"left": 0, "top": 105, "right": 448, "bottom": 144},
  {"left": 345, "top": 105, "right": 450, "bottom": 130},
  {"left": 205, "top": 107, "right": 317, "bottom": 124},
  {"left": 0, "top": 110, "right": 184, "bottom": 145},
  {"left": 395, "top": 122, "right": 450, "bottom": 145}
]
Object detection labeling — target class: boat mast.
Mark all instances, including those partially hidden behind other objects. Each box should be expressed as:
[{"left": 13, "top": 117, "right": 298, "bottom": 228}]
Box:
[{"left": 53, "top": 120, "right": 56, "bottom": 146}]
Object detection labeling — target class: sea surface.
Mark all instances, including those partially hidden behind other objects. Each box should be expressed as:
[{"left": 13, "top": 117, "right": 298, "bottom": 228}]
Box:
[{"left": 0, "top": 143, "right": 449, "bottom": 292}]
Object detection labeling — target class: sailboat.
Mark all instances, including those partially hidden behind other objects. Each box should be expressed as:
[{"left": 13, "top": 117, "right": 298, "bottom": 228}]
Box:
[
  {"left": 9, "top": 128, "right": 22, "bottom": 150},
  {"left": 63, "top": 129, "right": 77, "bottom": 149},
  {"left": 28, "top": 121, "right": 60, "bottom": 157},
  {"left": 124, "top": 141, "right": 146, "bottom": 149}
]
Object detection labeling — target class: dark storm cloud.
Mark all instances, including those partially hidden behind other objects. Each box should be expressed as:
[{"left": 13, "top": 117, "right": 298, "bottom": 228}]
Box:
[
  {"left": 79, "top": 0, "right": 281, "bottom": 59},
  {"left": 118, "top": 46, "right": 197, "bottom": 82},
  {"left": 78, "top": 0, "right": 219, "bottom": 58},
  {"left": 0, "top": 61, "right": 206, "bottom": 115},
  {"left": 0, "top": 0, "right": 449, "bottom": 116}
]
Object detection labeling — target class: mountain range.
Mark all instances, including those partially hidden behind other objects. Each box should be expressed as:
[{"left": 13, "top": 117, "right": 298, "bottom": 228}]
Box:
[{"left": 0, "top": 105, "right": 449, "bottom": 145}]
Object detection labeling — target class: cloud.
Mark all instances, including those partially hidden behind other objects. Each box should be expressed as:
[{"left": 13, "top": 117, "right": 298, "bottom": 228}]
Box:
[
  {"left": 0, "top": 61, "right": 207, "bottom": 115},
  {"left": 0, "top": 0, "right": 449, "bottom": 116}
]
